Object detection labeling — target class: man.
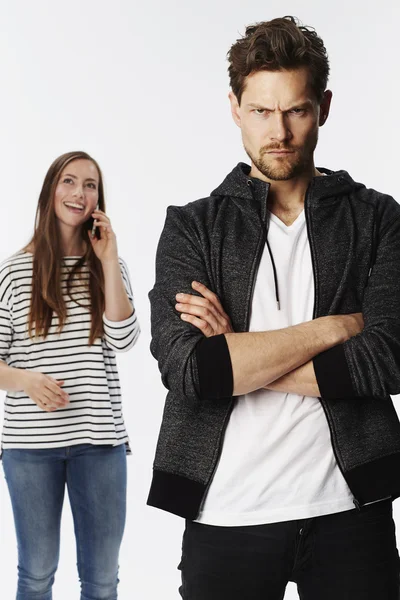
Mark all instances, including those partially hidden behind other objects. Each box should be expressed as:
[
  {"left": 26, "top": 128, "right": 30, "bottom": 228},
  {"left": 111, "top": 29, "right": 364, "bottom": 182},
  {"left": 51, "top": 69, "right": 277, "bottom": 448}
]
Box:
[{"left": 148, "top": 16, "right": 400, "bottom": 599}]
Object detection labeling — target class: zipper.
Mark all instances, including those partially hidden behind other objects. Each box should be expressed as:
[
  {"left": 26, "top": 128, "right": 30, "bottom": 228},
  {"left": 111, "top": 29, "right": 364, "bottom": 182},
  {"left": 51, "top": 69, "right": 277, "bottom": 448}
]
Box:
[
  {"left": 306, "top": 189, "right": 392, "bottom": 511},
  {"left": 197, "top": 184, "right": 268, "bottom": 515},
  {"left": 353, "top": 495, "right": 391, "bottom": 510},
  {"left": 305, "top": 186, "right": 368, "bottom": 511},
  {"left": 200, "top": 183, "right": 389, "bottom": 515},
  {"left": 245, "top": 227, "right": 267, "bottom": 330},
  {"left": 245, "top": 180, "right": 269, "bottom": 330},
  {"left": 305, "top": 188, "right": 319, "bottom": 321}
]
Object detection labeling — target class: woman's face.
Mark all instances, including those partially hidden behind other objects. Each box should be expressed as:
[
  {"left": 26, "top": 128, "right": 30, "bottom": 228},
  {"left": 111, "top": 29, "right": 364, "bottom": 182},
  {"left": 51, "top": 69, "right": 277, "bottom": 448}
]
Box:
[{"left": 53, "top": 159, "right": 100, "bottom": 230}]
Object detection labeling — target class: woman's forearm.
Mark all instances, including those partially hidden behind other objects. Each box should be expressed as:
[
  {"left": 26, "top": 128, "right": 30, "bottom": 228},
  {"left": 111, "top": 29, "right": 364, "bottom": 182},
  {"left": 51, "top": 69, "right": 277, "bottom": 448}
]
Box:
[
  {"left": 0, "top": 360, "right": 29, "bottom": 392},
  {"left": 102, "top": 259, "right": 134, "bottom": 322}
]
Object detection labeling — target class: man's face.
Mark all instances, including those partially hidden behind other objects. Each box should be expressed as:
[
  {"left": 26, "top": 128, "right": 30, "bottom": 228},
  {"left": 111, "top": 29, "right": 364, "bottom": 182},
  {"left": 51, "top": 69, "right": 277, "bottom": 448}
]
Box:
[{"left": 230, "top": 68, "right": 330, "bottom": 181}]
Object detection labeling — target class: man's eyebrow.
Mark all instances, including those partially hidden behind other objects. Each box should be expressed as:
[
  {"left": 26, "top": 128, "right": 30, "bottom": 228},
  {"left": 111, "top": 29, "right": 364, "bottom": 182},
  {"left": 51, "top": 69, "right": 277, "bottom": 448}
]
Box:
[
  {"left": 247, "top": 103, "right": 271, "bottom": 110},
  {"left": 246, "top": 101, "right": 313, "bottom": 111}
]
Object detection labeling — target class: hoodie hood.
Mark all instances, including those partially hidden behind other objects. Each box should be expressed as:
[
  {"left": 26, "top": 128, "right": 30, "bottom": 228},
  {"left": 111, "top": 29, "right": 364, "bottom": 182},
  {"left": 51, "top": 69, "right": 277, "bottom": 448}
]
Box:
[
  {"left": 211, "top": 162, "right": 367, "bottom": 313},
  {"left": 211, "top": 162, "right": 365, "bottom": 205}
]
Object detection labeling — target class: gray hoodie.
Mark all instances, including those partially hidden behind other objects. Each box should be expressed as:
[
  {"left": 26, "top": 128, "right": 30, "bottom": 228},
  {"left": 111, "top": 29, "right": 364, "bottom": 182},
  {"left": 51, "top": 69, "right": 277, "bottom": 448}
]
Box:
[{"left": 148, "top": 162, "right": 400, "bottom": 519}]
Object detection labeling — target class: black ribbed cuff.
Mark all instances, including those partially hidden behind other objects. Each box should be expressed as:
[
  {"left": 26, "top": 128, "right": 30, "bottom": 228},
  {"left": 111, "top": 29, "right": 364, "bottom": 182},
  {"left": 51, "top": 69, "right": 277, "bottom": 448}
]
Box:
[
  {"left": 313, "top": 344, "right": 355, "bottom": 398},
  {"left": 196, "top": 334, "right": 233, "bottom": 400}
]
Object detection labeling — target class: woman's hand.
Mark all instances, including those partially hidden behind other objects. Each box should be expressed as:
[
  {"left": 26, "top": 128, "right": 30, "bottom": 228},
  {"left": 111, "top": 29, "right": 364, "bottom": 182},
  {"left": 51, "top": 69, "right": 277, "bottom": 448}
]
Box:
[
  {"left": 88, "top": 209, "right": 119, "bottom": 264},
  {"left": 175, "top": 281, "right": 233, "bottom": 337},
  {"left": 22, "top": 371, "right": 70, "bottom": 412}
]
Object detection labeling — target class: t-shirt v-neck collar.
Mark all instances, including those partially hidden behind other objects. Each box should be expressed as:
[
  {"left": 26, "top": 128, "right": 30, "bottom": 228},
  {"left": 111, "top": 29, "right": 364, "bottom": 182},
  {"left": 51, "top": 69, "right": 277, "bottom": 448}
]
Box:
[{"left": 268, "top": 209, "right": 305, "bottom": 233}]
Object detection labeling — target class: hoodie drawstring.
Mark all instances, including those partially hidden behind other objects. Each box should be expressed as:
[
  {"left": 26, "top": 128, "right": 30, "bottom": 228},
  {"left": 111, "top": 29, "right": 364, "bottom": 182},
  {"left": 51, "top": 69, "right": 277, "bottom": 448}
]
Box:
[
  {"left": 266, "top": 237, "right": 281, "bottom": 310},
  {"left": 247, "top": 179, "right": 281, "bottom": 311}
]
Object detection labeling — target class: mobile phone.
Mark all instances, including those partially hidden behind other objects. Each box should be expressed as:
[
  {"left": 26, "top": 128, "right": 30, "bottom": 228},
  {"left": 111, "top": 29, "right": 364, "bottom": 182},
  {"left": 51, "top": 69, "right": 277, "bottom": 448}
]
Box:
[{"left": 91, "top": 203, "right": 99, "bottom": 238}]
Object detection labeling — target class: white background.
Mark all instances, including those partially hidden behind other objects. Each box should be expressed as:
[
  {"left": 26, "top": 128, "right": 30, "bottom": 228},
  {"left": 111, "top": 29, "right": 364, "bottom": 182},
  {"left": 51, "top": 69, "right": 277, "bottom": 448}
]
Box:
[{"left": 0, "top": 0, "right": 399, "bottom": 598}]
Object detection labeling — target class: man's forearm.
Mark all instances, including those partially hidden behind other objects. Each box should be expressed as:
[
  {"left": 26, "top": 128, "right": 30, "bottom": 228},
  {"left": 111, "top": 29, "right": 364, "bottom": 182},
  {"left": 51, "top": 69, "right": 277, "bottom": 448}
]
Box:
[
  {"left": 225, "top": 315, "right": 360, "bottom": 396},
  {"left": 264, "top": 361, "right": 320, "bottom": 397}
]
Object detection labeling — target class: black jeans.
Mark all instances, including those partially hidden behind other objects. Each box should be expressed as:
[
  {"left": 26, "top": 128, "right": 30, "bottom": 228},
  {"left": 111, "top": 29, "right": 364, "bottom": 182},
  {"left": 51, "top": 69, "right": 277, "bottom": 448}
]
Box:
[{"left": 178, "top": 500, "right": 400, "bottom": 599}]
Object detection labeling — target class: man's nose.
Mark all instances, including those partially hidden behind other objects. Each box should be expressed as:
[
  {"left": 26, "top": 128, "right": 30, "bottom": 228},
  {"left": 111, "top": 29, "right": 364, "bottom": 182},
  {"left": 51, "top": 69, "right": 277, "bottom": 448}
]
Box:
[{"left": 269, "top": 113, "right": 291, "bottom": 142}]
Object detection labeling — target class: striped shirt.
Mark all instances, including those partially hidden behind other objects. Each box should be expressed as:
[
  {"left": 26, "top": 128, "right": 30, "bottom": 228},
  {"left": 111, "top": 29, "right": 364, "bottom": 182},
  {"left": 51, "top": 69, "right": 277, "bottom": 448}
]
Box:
[{"left": 0, "top": 251, "right": 140, "bottom": 450}]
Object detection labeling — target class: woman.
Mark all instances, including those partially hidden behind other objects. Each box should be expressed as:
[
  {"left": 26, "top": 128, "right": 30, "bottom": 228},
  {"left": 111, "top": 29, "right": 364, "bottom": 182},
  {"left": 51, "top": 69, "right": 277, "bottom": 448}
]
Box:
[{"left": 0, "top": 151, "right": 140, "bottom": 600}]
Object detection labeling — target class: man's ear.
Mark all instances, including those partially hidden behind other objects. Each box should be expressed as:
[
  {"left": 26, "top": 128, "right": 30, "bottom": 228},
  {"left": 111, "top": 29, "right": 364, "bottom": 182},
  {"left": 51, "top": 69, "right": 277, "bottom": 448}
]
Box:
[
  {"left": 319, "top": 89, "right": 333, "bottom": 126},
  {"left": 229, "top": 91, "right": 241, "bottom": 128}
]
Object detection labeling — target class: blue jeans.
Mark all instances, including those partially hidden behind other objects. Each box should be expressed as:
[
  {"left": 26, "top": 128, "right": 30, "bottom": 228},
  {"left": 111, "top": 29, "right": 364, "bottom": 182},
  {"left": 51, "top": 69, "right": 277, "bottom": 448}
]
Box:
[{"left": 2, "top": 443, "right": 127, "bottom": 600}]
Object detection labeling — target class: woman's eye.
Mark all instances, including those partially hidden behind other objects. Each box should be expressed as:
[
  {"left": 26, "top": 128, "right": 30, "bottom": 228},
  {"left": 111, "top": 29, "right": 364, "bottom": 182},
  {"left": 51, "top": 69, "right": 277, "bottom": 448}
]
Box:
[
  {"left": 87, "top": 183, "right": 97, "bottom": 189},
  {"left": 63, "top": 178, "right": 74, "bottom": 184}
]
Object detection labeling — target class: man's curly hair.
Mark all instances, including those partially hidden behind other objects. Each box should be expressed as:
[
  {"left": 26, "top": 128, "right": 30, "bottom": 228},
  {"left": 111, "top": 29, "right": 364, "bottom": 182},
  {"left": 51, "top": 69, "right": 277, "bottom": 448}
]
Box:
[{"left": 228, "top": 16, "right": 330, "bottom": 104}]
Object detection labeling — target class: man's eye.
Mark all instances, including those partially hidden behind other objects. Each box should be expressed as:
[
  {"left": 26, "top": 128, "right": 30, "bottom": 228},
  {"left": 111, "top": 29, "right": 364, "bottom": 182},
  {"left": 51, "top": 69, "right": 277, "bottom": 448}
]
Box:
[
  {"left": 254, "top": 109, "right": 265, "bottom": 115},
  {"left": 290, "top": 109, "right": 305, "bottom": 115}
]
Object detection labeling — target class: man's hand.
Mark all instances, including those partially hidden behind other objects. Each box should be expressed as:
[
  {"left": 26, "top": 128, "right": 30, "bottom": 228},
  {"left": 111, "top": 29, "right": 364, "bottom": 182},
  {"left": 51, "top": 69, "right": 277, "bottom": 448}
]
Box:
[
  {"left": 176, "top": 281, "right": 365, "bottom": 397},
  {"left": 175, "top": 281, "right": 364, "bottom": 346},
  {"left": 175, "top": 281, "right": 233, "bottom": 337}
]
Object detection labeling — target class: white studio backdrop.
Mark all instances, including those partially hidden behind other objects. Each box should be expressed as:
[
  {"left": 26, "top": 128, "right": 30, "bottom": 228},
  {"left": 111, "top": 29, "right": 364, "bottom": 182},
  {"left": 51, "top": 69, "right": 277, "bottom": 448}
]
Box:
[{"left": 0, "top": 0, "right": 399, "bottom": 598}]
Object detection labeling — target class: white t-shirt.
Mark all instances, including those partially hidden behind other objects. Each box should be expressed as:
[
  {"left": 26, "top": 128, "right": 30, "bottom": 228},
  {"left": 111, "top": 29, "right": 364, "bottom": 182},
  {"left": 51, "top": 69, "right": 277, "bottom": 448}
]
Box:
[{"left": 196, "top": 209, "right": 355, "bottom": 526}]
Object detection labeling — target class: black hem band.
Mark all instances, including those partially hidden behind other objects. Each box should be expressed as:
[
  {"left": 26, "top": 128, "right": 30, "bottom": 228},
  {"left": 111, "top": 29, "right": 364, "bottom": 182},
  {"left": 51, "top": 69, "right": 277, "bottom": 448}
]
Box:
[
  {"left": 346, "top": 451, "right": 400, "bottom": 506},
  {"left": 147, "top": 452, "right": 400, "bottom": 518}
]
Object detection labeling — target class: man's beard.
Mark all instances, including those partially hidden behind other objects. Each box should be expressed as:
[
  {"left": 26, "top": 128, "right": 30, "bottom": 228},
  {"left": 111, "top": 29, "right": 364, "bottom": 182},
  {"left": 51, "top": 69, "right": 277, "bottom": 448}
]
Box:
[{"left": 244, "top": 132, "right": 318, "bottom": 181}]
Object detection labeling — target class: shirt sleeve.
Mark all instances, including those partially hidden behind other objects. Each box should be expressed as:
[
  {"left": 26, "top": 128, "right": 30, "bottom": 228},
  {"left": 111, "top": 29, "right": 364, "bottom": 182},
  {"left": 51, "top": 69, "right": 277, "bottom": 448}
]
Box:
[
  {"left": 102, "top": 257, "right": 140, "bottom": 353},
  {"left": 0, "top": 265, "right": 14, "bottom": 362}
]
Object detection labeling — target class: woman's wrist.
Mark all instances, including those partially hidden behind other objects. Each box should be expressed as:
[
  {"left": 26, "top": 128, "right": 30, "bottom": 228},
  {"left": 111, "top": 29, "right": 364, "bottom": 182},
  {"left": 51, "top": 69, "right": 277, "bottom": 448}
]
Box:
[
  {"left": 0, "top": 364, "right": 31, "bottom": 393},
  {"left": 16, "top": 368, "right": 31, "bottom": 393},
  {"left": 100, "top": 256, "right": 119, "bottom": 268}
]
